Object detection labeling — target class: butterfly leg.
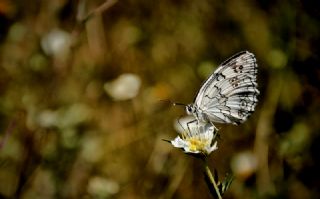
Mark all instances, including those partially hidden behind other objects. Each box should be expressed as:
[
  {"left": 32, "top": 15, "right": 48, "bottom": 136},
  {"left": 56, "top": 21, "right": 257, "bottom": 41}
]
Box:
[
  {"left": 177, "top": 116, "right": 188, "bottom": 133},
  {"left": 186, "top": 119, "right": 198, "bottom": 133},
  {"left": 209, "top": 121, "right": 220, "bottom": 141}
]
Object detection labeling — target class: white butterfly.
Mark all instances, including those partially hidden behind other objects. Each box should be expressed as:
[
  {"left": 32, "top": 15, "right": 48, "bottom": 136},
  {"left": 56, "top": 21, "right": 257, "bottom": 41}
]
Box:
[{"left": 185, "top": 51, "right": 259, "bottom": 125}]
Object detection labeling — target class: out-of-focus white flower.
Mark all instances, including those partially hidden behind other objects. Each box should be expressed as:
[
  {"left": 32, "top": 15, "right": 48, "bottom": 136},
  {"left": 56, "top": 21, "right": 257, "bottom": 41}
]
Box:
[
  {"left": 37, "top": 103, "right": 91, "bottom": 129},
  {"left": 104, "top": 73, "right": 141, "bottom": 101},
  {"left": 230, "top": 151, "right": 257, "bottom": 180},
  {"left": 170, "top": 122, "right": 218, "bottom": 156},
  {"left": 87, "top": 176, "right": 119, "bottom": 197},
  {"left": 41, "top": 29, "right": 71, "bottom": 59}
]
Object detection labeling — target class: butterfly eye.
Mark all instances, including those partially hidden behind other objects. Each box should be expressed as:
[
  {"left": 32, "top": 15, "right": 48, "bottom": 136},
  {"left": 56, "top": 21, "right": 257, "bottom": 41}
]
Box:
[{"left": 187, "top": 106, "right": 192, "bottom": 113}]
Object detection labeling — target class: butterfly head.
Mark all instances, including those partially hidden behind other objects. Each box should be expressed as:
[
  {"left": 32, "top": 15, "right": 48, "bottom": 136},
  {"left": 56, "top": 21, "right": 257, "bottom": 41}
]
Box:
[{"left": 185, "top": 104, "right": 196, "bottom": 115}]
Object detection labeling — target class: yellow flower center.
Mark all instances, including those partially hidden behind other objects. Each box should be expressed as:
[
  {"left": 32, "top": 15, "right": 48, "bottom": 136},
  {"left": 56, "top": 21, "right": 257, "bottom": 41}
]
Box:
[{"left": 186, "top": 137, "right": 209, "bottom": 152}]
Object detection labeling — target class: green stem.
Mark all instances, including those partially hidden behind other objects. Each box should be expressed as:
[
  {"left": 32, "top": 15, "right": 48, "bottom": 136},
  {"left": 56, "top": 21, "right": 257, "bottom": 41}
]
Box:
[{"left": 204, "top": 161, "right": 222, "bottom": 199}]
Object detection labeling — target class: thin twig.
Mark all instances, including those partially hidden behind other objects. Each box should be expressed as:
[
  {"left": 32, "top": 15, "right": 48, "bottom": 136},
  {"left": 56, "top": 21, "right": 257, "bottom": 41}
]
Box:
[
  {"left": 0, "top": 117, "right": 17, "bottom": 149},
  {"left": 78, "top": 0, "right": 118, "bottom": 24},
  {"left": 254, "top": 74, "right": 282, "bottom": 195}
]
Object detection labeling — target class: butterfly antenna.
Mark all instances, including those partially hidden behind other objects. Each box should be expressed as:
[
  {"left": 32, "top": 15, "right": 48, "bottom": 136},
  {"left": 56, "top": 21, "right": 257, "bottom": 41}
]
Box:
[
  {"left": 159, "top": 99, "right": 175, "bottom": 107},
  {"left": 173, "top": 102, "right": 187, "bottom": 107},
  {"left": 159, "top": 99, "right": 187, "bottom": 107}
]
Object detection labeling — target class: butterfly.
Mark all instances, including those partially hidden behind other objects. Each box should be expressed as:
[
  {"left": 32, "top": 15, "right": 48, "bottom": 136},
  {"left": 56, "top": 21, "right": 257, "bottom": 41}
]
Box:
[{"left": 185, "top": 51, "right": 259, "bottom": 125}]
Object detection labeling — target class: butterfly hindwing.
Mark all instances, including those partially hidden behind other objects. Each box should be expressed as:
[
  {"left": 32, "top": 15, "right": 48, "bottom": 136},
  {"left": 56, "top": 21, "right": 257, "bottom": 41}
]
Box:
[{"left": 193, "top": 51, "right": 259, "bottom": 124}]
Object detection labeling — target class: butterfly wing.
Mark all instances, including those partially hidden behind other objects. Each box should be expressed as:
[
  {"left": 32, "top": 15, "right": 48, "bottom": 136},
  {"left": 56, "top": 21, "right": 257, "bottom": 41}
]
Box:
[{"left": 194, "top": 51, "right": 259, "bottom": 124}]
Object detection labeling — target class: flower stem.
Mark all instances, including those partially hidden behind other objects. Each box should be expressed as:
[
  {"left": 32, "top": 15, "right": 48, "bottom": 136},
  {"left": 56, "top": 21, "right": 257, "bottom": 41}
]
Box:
[{"left": 204, "top": 161, "right": 222, "bottom": 199}]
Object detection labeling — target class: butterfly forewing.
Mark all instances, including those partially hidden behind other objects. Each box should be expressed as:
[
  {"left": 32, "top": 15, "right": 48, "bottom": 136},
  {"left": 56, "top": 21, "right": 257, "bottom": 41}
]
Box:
[{"left": 193, "top": 51, "right": 259, "bottom": 125}]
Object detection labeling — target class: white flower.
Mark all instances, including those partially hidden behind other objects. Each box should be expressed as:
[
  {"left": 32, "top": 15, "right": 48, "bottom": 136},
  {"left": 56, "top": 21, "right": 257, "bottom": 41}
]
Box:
[
  {"left": 41, "top": 29, "right": 71, "bottom": 59},
  {"left": 170, "top": 122, "right": 218, "bottom": 156}
]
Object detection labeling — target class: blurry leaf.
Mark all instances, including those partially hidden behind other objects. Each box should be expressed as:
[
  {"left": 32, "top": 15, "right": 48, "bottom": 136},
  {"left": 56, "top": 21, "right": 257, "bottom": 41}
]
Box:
[
  {"left": 279, "top": 123, "right": 310, "bottom": 157},
  {"left": 267, "top": 49, "right": 288, "bottom": 69},
  {"left": 279, "top": 72, "right": 302, "bottom": 110},
  {"left": 219, "top": 173, "right": 234, "bottom": 195}
]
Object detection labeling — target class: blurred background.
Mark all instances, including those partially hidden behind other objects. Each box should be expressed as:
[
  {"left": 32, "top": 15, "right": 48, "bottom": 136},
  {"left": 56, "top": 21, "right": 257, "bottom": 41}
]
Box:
[{"left": 0, "top": 0, "right": 319, "bottom": 198}]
